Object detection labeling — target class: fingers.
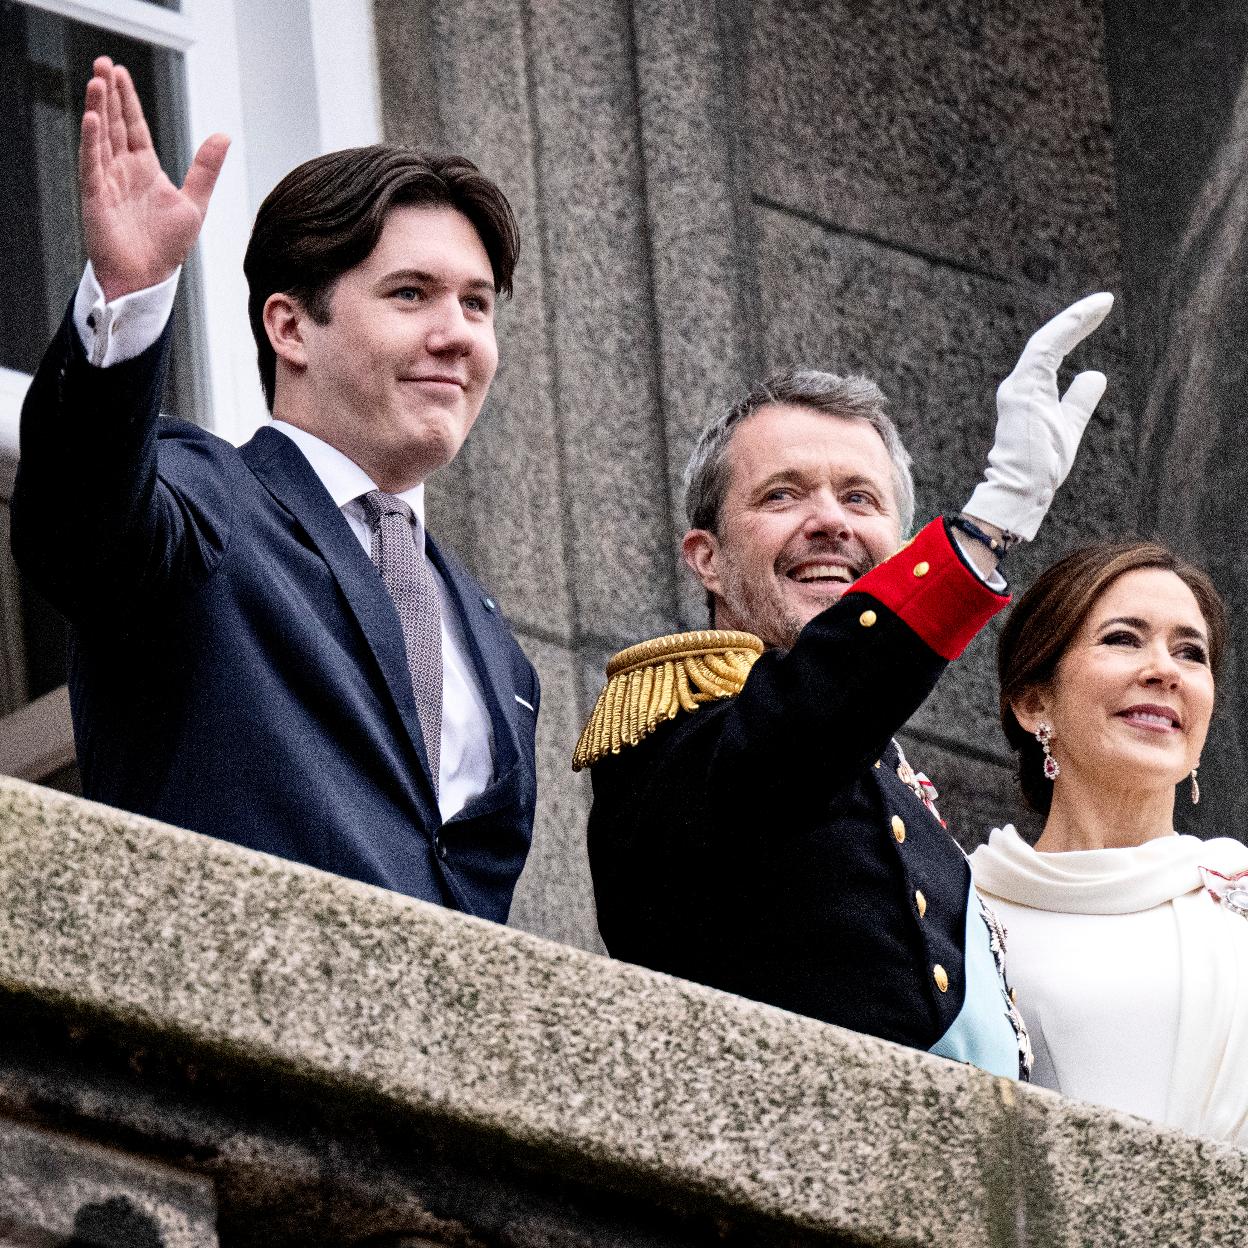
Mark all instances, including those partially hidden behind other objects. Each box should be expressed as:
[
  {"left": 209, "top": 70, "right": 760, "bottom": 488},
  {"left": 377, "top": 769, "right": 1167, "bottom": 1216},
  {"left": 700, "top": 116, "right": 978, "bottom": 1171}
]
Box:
[
  {"left": 180, "top": 134, "right": 231, "bottom": 216},
  {"left": 115, "top": 64, "right": 153, "bottom": 153},
  {"left": 1023, "top": 291, "right": 1115, "bottom": 363},
  {"left": 1059, "top": 369, "right": 1108, "bottom": 428},
  {"left": 103, "top": 61, "right": 128, "bottom": 163},
  {"left": 86, "top": 58, "right": 113, "bottom": 164},
  {"left": 79, "top": 89, "right": 105, "bottom": 200}
]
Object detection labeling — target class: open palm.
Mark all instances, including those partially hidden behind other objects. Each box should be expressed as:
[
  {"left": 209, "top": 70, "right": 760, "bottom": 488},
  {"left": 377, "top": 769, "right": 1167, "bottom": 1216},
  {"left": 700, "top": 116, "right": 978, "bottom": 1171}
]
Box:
[{"left": 80, "top": 57, "right": 229, "bottom": 301}]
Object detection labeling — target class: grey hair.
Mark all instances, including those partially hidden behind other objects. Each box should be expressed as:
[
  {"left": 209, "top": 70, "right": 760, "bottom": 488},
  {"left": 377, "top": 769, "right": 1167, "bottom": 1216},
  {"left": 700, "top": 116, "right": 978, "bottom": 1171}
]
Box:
[{"left": 683, "top": 370, "right": 916, "bottom": 536}]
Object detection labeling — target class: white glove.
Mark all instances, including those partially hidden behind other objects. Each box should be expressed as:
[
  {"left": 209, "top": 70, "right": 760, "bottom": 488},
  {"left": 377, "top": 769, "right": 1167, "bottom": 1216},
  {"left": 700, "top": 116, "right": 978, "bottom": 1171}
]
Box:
[{"left": 964, "top": 292, "right": 1114, "bottom": 542}]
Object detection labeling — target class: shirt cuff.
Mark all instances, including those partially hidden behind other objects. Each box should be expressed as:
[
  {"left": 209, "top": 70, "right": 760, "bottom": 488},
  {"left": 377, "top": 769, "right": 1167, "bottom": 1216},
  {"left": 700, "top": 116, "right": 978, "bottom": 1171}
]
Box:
[
  {"left": 950, "top": 526, "right": 1008, "bottom": 592},
  {"left": 72, "top": 261, "right": 181, "bottom": 368}
]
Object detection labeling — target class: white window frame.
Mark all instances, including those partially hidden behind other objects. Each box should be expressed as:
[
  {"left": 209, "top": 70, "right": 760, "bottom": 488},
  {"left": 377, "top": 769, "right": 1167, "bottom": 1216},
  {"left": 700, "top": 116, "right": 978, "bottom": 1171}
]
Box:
[
  {"left": 0, "top": 0, "right": 382, "bottom": 781},
  {"left": 1, "top": 0, "right": 383, "bottom": 450}
]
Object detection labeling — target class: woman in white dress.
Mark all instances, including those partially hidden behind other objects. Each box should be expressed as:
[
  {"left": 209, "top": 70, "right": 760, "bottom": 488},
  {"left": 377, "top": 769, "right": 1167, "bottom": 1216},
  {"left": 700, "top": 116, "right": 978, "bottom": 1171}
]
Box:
[{"left": 969, "top": 540, "right": 1248, "bottom": 1144}]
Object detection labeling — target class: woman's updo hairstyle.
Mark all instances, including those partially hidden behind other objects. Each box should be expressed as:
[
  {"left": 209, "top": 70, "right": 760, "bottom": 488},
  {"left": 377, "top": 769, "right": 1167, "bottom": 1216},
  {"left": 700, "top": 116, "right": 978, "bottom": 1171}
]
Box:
[{"left": 998, "top": 541, "right": 1226, "bottom": 816}]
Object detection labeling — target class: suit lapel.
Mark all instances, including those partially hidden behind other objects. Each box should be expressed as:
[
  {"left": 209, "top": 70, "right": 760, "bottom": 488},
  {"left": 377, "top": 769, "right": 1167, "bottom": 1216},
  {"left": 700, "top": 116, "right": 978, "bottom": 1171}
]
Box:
[
  {"left": 428, "top": 536, "right": 521, "bottom": 788},
  {"left": 239, "top": 428, "right": 440, "bottom": 799}
]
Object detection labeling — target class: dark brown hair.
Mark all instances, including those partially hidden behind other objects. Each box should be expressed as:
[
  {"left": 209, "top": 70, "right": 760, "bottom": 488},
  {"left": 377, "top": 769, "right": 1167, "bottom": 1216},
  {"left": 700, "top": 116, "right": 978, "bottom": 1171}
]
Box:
[
  {"left": 998, "top": 541, "right": 1227, "bottom": 816},
  {"left": 243, "top": 145, "right": 519, "bottom": 410}
]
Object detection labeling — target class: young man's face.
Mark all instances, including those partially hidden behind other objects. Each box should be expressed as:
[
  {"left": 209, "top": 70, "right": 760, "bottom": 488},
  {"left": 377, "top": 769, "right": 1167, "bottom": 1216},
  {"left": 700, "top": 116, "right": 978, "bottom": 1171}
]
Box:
[
  {"left": 683, "top": 403, "right": 903, "bottom": 648},
  {"left": 283, "top": 203, "right": 499, "bottom": 492}
]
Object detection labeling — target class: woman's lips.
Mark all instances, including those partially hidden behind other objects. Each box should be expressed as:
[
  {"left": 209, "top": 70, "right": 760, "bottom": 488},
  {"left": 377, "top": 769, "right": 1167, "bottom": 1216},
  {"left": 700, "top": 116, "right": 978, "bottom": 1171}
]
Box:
[{"left": 1117, "top": 704, "right": 1182, "bottom": 731}]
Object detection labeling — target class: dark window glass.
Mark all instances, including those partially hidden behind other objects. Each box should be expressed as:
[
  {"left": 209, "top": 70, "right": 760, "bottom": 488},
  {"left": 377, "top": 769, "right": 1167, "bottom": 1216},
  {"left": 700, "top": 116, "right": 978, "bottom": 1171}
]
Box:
[{"left": 0, "top": 0, "right": 192, "bottom": 416}]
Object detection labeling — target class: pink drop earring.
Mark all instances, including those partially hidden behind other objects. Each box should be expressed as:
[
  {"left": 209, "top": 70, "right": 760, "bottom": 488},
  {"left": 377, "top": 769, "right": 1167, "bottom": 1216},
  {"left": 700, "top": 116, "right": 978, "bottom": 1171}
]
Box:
[{"left": 1036, "top": 722, "right": 1059, "bottom": 780}]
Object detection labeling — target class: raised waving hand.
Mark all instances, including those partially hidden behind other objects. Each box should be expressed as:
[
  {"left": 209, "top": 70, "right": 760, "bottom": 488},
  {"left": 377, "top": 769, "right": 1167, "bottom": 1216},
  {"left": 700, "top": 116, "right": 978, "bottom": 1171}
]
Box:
[
  {"left": 79, "top": 56, "right": 230, "bottom": 301},
  {"left": 964, "top": 292, "right": 1114, "bottom": 543}
]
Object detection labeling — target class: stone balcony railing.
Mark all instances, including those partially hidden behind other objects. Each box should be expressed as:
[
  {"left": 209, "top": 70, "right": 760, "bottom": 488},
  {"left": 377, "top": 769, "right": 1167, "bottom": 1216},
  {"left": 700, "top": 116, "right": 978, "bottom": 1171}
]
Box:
[{"left": 0, "top": 776, "right": 1243, "bottom": 1246}]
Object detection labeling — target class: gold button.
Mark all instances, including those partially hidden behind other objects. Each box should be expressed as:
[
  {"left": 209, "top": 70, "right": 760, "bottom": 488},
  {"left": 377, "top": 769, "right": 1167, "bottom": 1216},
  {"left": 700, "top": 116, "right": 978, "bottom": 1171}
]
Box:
[
  {"left": 913, "top": 561, "right": 930, "bottom": 577},
  {"left": 934, "top": 964, "right": 949, "bottom": 993},
  {"left": 859, "top": 609, "right": 877, "bottom": 627},
  {"left": 915, "top": 889, "right": 927, "bottom": 918},
  {"left": 891, "top": 815, "right": 906, "bottom": 843}
]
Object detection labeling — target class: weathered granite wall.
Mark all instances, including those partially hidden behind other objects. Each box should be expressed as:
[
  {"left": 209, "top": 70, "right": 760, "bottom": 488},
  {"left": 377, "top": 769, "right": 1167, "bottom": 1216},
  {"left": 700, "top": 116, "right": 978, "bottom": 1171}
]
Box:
[
  {"left": 374, "top": 0, "right": 1134, "bottom": 949},
  {"left": 0, "top": 778, "right": 1245, "bottom": 1246},
  {"left": 1102, "top": 0, "right": 1248, "bottom": 838}
]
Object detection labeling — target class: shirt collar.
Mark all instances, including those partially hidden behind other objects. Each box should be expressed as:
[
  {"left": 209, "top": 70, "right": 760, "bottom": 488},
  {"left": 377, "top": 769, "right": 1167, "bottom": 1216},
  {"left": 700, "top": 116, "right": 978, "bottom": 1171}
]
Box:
[{"left": 269, "top": 421, "right": 426, "bottom": 528}]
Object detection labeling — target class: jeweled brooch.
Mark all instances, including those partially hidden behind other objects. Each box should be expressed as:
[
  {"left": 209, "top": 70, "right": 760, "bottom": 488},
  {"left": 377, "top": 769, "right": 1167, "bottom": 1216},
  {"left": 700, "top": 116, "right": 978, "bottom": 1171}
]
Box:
[{"left": 1200, "top": 866, "right": 1248, "bottom": 917}]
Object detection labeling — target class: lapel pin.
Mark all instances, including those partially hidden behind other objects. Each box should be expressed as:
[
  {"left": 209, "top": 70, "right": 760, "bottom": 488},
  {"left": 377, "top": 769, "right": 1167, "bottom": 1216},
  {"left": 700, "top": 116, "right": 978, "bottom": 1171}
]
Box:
[{"left": 482, "top": 596, "right": 496, "bottom": 612}]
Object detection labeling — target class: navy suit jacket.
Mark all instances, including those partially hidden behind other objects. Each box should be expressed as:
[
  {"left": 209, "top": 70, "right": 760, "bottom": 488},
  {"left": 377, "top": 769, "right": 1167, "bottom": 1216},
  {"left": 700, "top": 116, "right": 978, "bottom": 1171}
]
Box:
[{"left": 12, "top": 310, "right": 539, "bottom": 921}]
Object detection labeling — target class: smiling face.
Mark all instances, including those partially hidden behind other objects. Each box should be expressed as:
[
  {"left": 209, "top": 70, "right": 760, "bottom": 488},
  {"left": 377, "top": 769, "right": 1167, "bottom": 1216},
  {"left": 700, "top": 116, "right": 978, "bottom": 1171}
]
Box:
[
  {"left": 1020, "top": 568, "right": 1216, "bottom": 796},
  {"left": 682, "top": 403, "right": 903, "bottom": 648},
  {"left": 267, "top": 203, "right": 499, "bottom": 492}
]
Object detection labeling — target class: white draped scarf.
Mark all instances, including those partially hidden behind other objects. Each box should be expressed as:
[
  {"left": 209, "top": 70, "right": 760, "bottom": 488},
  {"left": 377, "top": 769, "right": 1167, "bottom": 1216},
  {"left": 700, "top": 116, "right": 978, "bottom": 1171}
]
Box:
[{"left": 971, "top": 828, "right": 1248, "bottom": 1144}]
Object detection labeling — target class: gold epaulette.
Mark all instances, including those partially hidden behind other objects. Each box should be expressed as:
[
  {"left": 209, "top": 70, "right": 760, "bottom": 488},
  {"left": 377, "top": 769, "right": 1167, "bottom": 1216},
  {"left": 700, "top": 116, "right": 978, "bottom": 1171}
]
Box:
[{"left": 572, "top": 630, "right": 764, "bottom": 771}]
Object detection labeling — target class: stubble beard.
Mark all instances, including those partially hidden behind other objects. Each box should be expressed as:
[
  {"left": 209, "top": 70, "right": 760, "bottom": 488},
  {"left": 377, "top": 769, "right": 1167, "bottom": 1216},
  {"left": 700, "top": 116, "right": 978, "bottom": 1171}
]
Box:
[
  {"left": 714, "top": 543, "right": 882, "bottom": 650},
  {"left": 713, "top": 553, "right": 806, "bottom": 650}
]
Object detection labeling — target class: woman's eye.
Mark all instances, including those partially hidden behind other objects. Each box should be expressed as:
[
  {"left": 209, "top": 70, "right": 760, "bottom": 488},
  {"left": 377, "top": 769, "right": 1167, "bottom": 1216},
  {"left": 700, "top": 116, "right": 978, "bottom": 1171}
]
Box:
[
  {"left": 1178, "top": 643, "right": 1209, "bottom": 664},
  {"left": 1100, "top": 630, "right": 1139, "bottom": 647}
]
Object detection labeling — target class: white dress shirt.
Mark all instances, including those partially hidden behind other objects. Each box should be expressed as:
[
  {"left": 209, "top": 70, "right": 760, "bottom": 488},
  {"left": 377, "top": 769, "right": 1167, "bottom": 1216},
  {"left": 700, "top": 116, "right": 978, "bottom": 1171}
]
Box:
[{"left": 72, "top": 265, "right": 495, "bottom": 822}]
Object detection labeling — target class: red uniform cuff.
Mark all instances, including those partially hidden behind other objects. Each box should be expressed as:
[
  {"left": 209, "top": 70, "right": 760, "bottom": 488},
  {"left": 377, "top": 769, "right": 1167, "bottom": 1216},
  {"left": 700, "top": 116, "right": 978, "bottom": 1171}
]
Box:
[{"left": 849, "top": 518, "right": 1010, "bottom": 660}]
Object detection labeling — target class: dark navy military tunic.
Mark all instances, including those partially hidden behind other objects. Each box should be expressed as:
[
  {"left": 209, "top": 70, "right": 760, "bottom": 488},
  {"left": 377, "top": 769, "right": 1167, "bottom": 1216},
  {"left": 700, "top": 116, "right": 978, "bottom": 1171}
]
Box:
[{"left": 587, "top": 519, "right": 1024, "bottom": 1076}]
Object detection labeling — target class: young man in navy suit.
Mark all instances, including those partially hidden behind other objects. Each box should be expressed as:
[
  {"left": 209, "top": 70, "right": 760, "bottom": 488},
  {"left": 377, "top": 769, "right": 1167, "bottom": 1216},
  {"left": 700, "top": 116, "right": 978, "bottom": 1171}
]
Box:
[{"left": 12, "top": 57, "right": 539, "bottom": 920}]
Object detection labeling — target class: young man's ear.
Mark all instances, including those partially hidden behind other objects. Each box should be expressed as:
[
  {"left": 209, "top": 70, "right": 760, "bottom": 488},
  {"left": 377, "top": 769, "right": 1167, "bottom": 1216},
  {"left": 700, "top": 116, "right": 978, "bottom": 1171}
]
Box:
[
  {"left": 682, "top": 529, "right": 721, "bottom": 598},
  {"left": 263, "top": 292, "right": 310, "bottom": 370},
  {"left": 1010, "top": 685, "right": 1050, "bottom": 736}
]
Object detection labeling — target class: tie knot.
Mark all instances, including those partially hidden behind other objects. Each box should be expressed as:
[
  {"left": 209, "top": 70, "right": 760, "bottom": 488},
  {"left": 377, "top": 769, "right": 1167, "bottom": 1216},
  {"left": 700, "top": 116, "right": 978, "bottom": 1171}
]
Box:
[{"left": 360, "top": 490, "right": 413, "bottom": 526}]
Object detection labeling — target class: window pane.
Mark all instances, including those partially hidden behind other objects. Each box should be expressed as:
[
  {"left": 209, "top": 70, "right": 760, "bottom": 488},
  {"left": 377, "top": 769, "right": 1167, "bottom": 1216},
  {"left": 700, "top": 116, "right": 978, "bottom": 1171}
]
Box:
[{"left": 0, "top": 0, "right": 192, "bottom": 416}]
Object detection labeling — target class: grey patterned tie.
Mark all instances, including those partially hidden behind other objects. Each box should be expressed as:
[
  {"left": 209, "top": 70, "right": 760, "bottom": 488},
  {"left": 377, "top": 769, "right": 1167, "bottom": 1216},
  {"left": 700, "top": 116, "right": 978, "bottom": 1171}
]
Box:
[{"left": 360, "top": 491, "right": 442, "bottom": 789}]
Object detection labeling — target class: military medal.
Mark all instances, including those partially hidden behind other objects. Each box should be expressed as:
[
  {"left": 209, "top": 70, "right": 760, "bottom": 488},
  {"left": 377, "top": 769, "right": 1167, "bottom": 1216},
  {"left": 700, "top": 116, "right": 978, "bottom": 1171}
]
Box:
[{"left": 894, "top": 742, "right": 944, "bottom": 824}]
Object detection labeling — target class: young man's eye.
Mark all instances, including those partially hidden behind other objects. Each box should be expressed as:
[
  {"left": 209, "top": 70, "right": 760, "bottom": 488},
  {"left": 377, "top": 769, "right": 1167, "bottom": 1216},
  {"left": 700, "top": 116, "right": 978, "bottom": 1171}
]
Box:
[
  {"left": 464, "top": 294, "right": 493, "bottom": 314},
  {"left": 393, "top": 286, "right": 422, "bottom": 301}
]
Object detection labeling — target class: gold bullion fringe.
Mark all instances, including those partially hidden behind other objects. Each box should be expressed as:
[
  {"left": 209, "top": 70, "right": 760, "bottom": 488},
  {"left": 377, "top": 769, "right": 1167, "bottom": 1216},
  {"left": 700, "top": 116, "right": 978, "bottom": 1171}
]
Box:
[{"left": 572, "top": 630, "right": 764, "bottom": 770}]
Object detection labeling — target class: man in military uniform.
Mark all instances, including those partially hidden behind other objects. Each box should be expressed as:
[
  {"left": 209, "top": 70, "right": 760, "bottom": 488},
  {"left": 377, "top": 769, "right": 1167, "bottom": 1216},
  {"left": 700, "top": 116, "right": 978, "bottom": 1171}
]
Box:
[{"left": 579, "top": 294, "right": 1114, "bottom": 1078}]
